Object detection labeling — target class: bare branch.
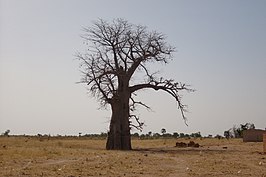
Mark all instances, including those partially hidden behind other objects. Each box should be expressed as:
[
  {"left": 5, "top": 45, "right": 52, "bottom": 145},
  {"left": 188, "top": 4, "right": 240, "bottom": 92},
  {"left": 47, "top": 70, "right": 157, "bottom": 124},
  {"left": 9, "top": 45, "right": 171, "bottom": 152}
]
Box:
[
  {"left": 129, "top": 78, "right": 194, "bottom": 124},
  {"left": 130, "top": 97, "right": 151, "bottom": 111},
  {"left": 129, "top": 114, "right": 145, "bottom": 131}
]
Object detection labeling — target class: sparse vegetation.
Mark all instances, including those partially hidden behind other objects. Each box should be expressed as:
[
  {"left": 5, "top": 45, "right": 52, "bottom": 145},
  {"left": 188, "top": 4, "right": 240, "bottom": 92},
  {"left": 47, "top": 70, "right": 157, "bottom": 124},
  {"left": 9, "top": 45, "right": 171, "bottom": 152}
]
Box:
[
  {"left": 1, "top": 123, "right": 263, "bottom": 176},
  {"left": 224, "top": 123, "right": 256, "bottom": 138},
  {"left": 0, "top": 136, "right": 265, "bottom": 177},
  {"left": 2, "top": 129, "right": 10, "bottom": 137}
]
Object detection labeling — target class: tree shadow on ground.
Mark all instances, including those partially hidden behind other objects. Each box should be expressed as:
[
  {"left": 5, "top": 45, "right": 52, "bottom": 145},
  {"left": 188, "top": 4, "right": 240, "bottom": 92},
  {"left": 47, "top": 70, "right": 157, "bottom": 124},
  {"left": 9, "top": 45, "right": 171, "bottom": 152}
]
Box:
[{"left": 133, "top": 147, "right": 231, "bottom": 155}]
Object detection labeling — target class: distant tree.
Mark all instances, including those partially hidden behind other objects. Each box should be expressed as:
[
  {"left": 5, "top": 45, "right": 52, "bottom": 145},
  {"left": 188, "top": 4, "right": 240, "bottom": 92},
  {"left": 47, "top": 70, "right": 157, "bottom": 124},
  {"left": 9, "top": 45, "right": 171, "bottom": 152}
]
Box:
[
  {"left": 237, "top": 128, "right": 243, "bottom": 137},
  {"left": 77, "top": 19, "right": 193, "bottom": 150},
  {"left": 235, "top": 123, "right": 255, "bottom": 138},
  {"left": 208, "top": 134, "right": 213, "bottom": 138},
  {"left": 196, "top": 132, "right": 202, "bottom": 138},
  {"left": 173, "top": 132, "right": 179, "bottom": 138},
  {"left": 164, "top": 133, "right": 173, "bottom": 138},
  {"left": 153, "top": 133, "right": 161, "bottom": 139},
  {"left": 140, "top": 134, "right": 146, "bottom": 140},
  {"left": 161, "top": 128, "right": 166, "bottom": 135},
  {"left": 179, "top": 133, "right": 185, "bottom": 138},
  {"left": 214, "top": 134, "right": 222, "bottom": 139},
  {"left": 226, "top": 123, "right": 256, "bottom": 138},
  {"left": 132, "top": 132, "right": 139, "bottom": 138},
  {"left": 241, "top": 123, "right": 255, "bottom": 130},
  {"left": 100, "top": 132, "right": 108, "bottom": 137},
  {"left": 190, "top": 132, "right": 201, "bottom": 138},
  {"left": 230, "top": 126, "right": 240, "bottom": 138},
  {"left": 148, "top": 131, "right": 152, "bottom": 137},
  {"left": 184, "top": 134, "right": 190, "bottom": 138},
  {"left": 224, "top": 130, "right": 230, "bottom": 139},
  {"left": 3, "top": 130, "right": 10, "bottom": 136},
  {"left": 37, "top": 133, "right": 42, "bottom": 137},
  {"left": 249, "top": 123, "right": 255, "bottom": 129}
]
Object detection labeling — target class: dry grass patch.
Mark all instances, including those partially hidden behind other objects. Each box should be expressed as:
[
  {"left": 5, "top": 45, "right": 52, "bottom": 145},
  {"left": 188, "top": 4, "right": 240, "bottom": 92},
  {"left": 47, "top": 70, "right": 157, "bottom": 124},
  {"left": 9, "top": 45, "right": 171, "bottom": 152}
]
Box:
[{"left": 0, "top": 137, "right": 265, "bottom": 177}]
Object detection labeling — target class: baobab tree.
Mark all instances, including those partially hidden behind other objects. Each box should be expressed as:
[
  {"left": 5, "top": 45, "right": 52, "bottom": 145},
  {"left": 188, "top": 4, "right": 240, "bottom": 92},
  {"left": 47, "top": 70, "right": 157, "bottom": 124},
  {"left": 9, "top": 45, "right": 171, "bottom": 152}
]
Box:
[{"left": 77, "top": 19, "right": 193, "bottom": 150}]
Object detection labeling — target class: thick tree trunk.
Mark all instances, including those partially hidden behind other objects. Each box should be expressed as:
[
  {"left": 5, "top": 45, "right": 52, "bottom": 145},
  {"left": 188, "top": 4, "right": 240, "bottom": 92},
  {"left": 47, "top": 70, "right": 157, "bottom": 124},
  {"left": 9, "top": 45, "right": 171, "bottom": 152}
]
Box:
[
  {"left": 106, "top": 96, "right": 131, "bottom": 150},
  {"left": 106, "top": 77, "right": 132, "bottom": 150}
]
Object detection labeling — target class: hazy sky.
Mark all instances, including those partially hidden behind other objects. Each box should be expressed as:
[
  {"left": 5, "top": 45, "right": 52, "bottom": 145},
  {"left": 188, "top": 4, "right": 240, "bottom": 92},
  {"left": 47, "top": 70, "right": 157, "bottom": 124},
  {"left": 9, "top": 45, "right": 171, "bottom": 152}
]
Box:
[{"left": 0, "top": 0, "right": 265, "bottom": 136}]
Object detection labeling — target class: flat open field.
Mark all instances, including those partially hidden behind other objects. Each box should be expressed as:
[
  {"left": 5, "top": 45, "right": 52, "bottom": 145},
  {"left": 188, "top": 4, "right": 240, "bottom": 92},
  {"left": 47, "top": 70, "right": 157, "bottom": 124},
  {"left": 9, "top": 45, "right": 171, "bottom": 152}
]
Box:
[{"left": 0, "top": 136, "right": 265, "bottom": 177}]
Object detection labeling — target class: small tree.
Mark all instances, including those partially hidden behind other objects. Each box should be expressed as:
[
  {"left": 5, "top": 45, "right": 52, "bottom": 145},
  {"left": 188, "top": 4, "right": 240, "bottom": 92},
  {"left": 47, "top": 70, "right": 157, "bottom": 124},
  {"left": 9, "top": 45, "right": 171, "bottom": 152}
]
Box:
[
  {"left": 148, "top": 131, "right": 152, "bottom": 137},
  {"left": 132, "top": 132, "right": 139, "bottom": 138},
  {"left": 161, "top": 128, "right": 166, "bottom": 135},
  {"left": 153, "top": 133, "right": 161, "bottom": 139},
  {"left": 3, "top": 129, "right": 10, "bottom": 136},
  {"left": 224, "top": 130, "right": 230, "bottom": 139},
  {"left": 77, "top": 19, "right": 193, "bottom": 150},
  {"left": 173, "top": 132, "right": 179, "bottom": 138},
  {"left": 241, "top": 123, "right": 255, "bottom": 130},
  {"left": 179, "top": 133, "right": 185, "bottom": 138},
  {"left": 190, "top": 132, "right": 201, "bottom": 138}
]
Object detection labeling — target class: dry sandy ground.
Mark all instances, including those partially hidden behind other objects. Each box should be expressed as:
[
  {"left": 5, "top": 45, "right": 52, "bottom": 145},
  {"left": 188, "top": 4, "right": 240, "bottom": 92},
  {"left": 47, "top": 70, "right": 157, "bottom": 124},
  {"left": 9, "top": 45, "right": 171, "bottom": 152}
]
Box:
[{"left": 0, "top": 137, "right": 265, "bottom": 177}]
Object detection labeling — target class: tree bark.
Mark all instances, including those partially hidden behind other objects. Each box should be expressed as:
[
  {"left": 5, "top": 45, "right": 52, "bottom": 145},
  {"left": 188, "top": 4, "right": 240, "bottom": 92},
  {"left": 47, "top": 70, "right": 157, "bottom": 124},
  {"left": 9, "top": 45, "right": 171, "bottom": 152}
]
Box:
[{"left": 106, "top": 77, "right": 132, "bottom": 150}]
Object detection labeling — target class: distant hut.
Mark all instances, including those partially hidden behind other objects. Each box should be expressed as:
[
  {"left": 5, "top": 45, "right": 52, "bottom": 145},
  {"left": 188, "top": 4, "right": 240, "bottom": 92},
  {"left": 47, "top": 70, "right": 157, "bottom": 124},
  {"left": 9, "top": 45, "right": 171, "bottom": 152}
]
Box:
[{"left": 243, "top": 129, "right": 266, "bottom": 142}]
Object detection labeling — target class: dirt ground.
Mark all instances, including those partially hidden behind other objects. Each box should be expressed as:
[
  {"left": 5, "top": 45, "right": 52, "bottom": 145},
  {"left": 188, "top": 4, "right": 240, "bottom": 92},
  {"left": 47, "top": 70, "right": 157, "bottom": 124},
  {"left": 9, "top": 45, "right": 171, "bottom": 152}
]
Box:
[{"left": 0, "top": 136, "right": 265, "bottom": 177}]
